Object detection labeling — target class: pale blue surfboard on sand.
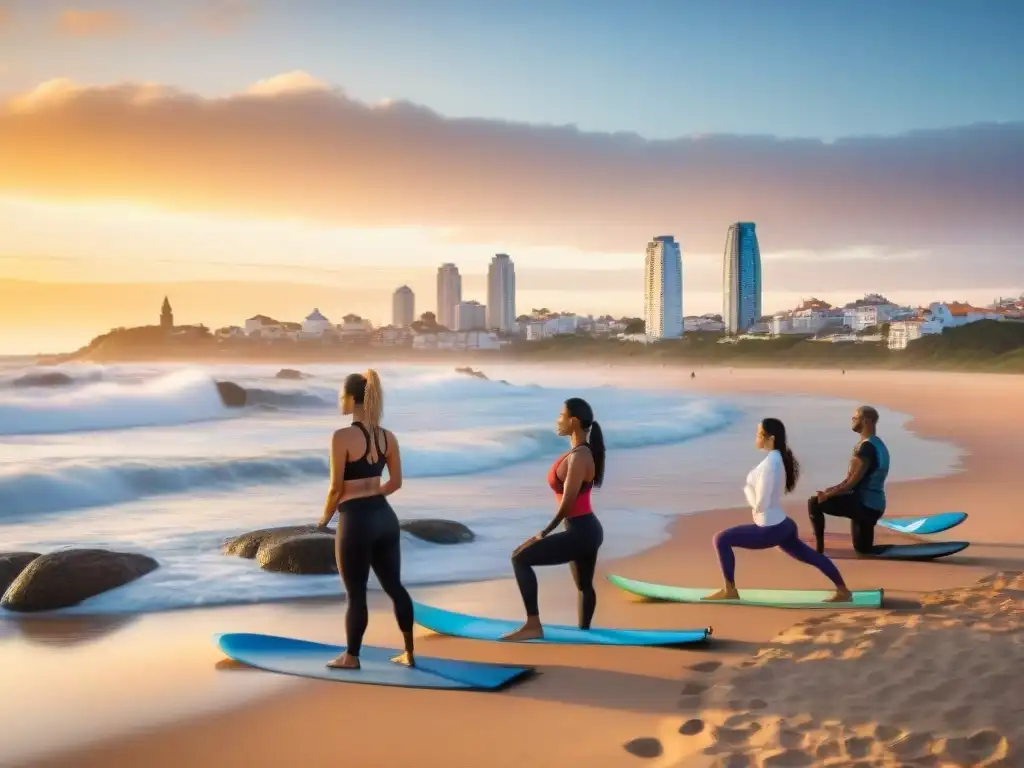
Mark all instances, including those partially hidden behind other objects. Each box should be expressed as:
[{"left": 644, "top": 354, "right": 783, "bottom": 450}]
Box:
[
  {"left": 412, "top": 601, "right": 711, "bottom": 646},
  {"left": 606, "top": 575, "right": 884, "bottom": 608},
  {"left": 877, "top": 511, "right": 967, "bottom": 535},
  {"left": 215, "top": 632, "right": 533, "bottom": 690}
]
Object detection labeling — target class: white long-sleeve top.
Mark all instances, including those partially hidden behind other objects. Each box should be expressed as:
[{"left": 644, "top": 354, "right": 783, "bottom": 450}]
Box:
[{"left": 744, "top": 450, "right": 787, "bottom": 527}]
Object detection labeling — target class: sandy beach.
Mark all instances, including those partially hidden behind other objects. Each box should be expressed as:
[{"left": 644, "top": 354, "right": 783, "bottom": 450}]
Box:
[{"left": 6, "top": 367, "right": 1023, "bottom": 768}]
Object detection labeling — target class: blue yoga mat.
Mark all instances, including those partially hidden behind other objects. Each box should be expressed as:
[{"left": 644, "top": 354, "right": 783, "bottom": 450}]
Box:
[
  {"left": 878, "top": 512, "right": 967, "bottom": 535},
  {"left": 412, "top": 601, "right": 711, "bottom": 646},
  {"left": 216, "top": 633, "right": 533, "bottom": 690}
]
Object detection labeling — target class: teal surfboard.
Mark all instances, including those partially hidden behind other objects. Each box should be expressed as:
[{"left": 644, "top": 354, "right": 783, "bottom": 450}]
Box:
[
  {"left": 606, "top": 574, "right": 883, "bottom": 608},
  {"left": 412, "top": 601, "right": 711, "bottom": 646},
  {"left": 215, "top": 633, "right": 533, "bottom": 690},
  {"left": 878, "top": 512, "right": 967, "bottom": 535}
]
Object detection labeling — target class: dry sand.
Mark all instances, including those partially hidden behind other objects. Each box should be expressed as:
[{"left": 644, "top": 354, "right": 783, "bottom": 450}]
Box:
[{"left": 10, "top": 368, "right": 1024, "bottom": 768}]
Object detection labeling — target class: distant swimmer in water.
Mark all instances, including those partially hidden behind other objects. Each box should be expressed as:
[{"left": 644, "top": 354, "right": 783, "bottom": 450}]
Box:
[
  {"left": 808, "top": 405, "right": 889, "bottom": 556},
  {"left": 691, "top": 371, "right": 696, "bottom": 379},
  {"left": 704, "top": 418, "right": 851, "bottom": 603},
  {"left": 316, "top": 370, "right": 415, "bottom": 669},
  {"left": 502, "top": 397, "right": 606, "bottom": 641}
]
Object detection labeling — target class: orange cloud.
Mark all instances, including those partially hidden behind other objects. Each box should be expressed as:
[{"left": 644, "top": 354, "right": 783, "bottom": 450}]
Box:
[
  {"left": 0, "top": 8, "right": 10, "bottom": 28},
  {"left": 0, "top": 75, "right": 1021, "bottom": 256},
  {"left": 57, "top": 9, "right": 130, "bottom": 37}
]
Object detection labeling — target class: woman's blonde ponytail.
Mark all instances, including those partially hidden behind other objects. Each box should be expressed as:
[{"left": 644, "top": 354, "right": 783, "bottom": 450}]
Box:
[{"left": 362, "top": 369, "right": 383, "bottom": 429}]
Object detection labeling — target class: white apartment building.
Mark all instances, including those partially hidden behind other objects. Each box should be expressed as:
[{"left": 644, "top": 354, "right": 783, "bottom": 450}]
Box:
[
  {"left": 643, "top": 235, "right": 683, "bottom": 339},
  {"left": 436, "top": 263, "right": 462, "bottom": 329},
  {"left": 486, "top": 253, "right": 516, "bottom": 331},
  {"left": 392, "top": 286, "right": 415, "bottom": 327},
  {"left": 454, "top": 300, "right": 487, "bottom": 331},
  {"left": 525, "top": 314, "right": 581, "bottom": 340}
]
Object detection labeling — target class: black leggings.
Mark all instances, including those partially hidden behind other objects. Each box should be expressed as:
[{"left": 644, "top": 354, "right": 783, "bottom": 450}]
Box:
[
  {"left": 807, "top": 494, "right": 883, "bottom": 555},
  {"left": 336, "top": 495, "right": 414, "bottom": 657},
  {"left": 512, "top": 514, "right": 604, "bottom": 629}
]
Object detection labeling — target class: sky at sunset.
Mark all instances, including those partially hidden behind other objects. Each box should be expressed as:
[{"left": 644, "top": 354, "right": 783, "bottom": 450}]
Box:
[{"left": 1, "top": 0, "right": 1022, "bottom": 354}]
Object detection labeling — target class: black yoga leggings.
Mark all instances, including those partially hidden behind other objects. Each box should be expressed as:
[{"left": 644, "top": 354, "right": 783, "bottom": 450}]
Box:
[
  {"left": 807, "top": 493, "right": 883, "bottom": 555},
  {"left": 336, "top": 495, "right": 414, "bottom": 657},
  {"left": 512, "top": 514, "right": 604, "bottom": 629}
]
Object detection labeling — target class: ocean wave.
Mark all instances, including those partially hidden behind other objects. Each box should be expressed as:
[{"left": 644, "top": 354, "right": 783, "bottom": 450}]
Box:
[
  {"left": 0, "top": 401, "right": 736, "bottom": 520},
  {"left": 0, "top": 369, "right": 231, "bottom": 436},
  {"left": 0, "top": 365, "right": 536, "bottom": 434}
]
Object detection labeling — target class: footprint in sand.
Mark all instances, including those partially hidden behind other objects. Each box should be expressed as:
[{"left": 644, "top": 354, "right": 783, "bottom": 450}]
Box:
[
  {"left": 778, "top": 729, "right": 807, "bottom": 749},
  {"left": 622, "top": 737, "right": 663, "bottom": 759},
  {"left": 681, "top": 681, "right": 709, "bottom": 696},
  {"left": 722, "top": 754, "right": 751, "bottom": 768},
  {"left": 942, "top": 729, "right": 1006, "bottom": 765},
  {"left": 762, "top": 748, "right": 814, "bottom": 767},
  {"left": 873, "top": 723, "right": 903, "bottom": 743},
  {"left": 678, "top": 718, "right": 705, "bottom": 736},
  {"left": 814, "top": 739, "right": 842, "bottom": 759},
  {"left": 843, "top": 736, "right": 875, "bottom": 759},
  {"left": 689, "top": 660, "right": 722, "bottom": 673}
]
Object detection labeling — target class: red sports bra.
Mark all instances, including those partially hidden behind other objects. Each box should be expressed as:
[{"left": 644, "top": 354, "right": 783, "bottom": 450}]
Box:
[{"left": 547, "top": 445, "right": 594, "bottom": 518}]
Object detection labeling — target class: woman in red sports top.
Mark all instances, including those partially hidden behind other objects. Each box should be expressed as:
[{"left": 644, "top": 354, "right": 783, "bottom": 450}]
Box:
[{"left": 502, "top": 397, "right": 605, "bottom": 642}]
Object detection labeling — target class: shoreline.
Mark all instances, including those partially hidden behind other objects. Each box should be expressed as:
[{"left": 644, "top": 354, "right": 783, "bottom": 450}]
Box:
[{"left": 7, "top": 367, "right": 1024, "bottom": 767}]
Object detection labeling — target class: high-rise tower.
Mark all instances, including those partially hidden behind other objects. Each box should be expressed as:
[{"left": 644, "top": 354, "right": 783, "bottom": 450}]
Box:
[
  {"left": 723, "top": 223, "right": 762, "bottom": 334},
  {"left": 643, "top": 236, "right": 683, "bottom": 339},
  {"left": 392, "top": 285, "right": 415, "bottom": 327},
  {"left": 436, "top": 263, "right": 462, "bottom": 329},
  {"left": 486, "top": 253, "right": 516, "bottom": 331}
]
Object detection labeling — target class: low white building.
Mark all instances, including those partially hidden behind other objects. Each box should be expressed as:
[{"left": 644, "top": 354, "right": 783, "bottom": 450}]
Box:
[
  {"left": 526, "top": 315, "right": 581, "bottom": 340},
  {"left": 244, "top": 314, "right": 280, "bottom": 336},
  {"left": 454, "top": 301, "right": 487, "bottom": 331},
  {"left": 338, "top": 314, "right": 373, "bottom": 341},
  {"left": 215, "top": 326, "right": 246, "bottom": 339},
  {"left": 301, "top": 309, "right": 333, "bottom": 338},
  {"left": 841, "top": 294, "right": 903, "bottom": 332},
  {"left": 927, "top": 302, "right": 1003, "bottom": 328},
  {"left": 412, "top": 330, "right": 501, "bottom": 350},
  {"left": 684, "top": 314, "right": 726, "bottom": 333},
  {"left": 888, "top": 317, "right": 942, "bottom": 350}
]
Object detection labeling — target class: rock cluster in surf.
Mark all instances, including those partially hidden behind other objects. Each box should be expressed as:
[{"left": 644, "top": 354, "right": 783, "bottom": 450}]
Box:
[
  {"left": 223, "top": 520, "right": 476, "bottom": 575},
  {"left": 0, "top": 549, "right": 159, "bottom": 612}
]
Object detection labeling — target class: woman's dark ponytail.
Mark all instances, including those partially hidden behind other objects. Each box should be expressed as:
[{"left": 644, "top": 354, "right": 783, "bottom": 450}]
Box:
[
  {"left": 564, "top": 397, "right": 605, "bottom": 488},
  {"left": 588, "top": 421, "right": 606, "bottom": 488},
  {"left": 761, "top": 417, "right": 799, "bottom": 493}
]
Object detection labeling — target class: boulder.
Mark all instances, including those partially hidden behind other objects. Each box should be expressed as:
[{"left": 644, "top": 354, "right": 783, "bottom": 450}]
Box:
[
  {"left": 0, "top": 552, "right": 41, "bottom": 595},
  {"left": 216, "top": 380, "right": 248, "bottom": 407},
  {"left": 400, "top": 519, "right": 476, "bottom": 544},
  {"left": 12, "top": 372, "right": 74, "bottom": 388},
  {"left": 275, "top": 369, "right": 306, "bottom": 380},
  {"left": 257, "top": 533, "right": 337, "bottom": 575},
  {"left": 1, "top": 549, "right": 159, "bottom": 612},
  {"left": 223, "top": 525, "right": 335, "bottom": 558}
]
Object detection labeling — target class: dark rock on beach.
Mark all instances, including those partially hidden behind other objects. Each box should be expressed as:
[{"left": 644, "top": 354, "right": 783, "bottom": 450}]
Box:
[
  {"left": 454, "top": 366, "right": 488, "bottom": 380},
  {"left": 223, "top": 525, "right": 335, "bottom": 559},
  {"left": 216, "top": 380, "right": 248, "bottom": 407},
  {"left": 1, "top": 549, "right": 159, "bottom": 612},
  {"left": 400, "top": 519, "right": 476, "bottom": 544},
  {"left": 275, "top": 369, "right": 306, "bottom": 380},
  {"left": 0, "top": 552, "right": 41, "bottom": 595},
  {"left": 257, "top": 533, "right": 337, "bottom": 575},
  {"left": 11, "top": 372, "right": 75, "bottom": 388}
]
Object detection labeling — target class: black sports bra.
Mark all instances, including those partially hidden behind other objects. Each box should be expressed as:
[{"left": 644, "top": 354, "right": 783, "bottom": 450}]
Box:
[{"left": 343, "top": 422, "right": 388, "bottom": 480}]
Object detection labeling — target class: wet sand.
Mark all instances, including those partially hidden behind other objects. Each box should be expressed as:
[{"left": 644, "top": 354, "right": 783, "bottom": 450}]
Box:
[{"left": 7, "top": 368, "right": 1024, "bottom": 768}]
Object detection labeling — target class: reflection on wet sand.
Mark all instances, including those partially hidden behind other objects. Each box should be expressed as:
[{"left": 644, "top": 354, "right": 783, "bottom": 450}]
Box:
[{"left": 10, "top": 614, "right": 139, "bottom": 647}]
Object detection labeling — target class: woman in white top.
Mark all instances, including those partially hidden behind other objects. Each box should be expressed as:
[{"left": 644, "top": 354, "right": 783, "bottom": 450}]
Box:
[{"left": 704, "top": 418, "right": 852, "bottom": 603}]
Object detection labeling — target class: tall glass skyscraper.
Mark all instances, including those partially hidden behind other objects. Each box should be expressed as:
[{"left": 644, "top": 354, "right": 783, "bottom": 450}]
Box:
[
  {"left": 723, "top": 222, "right": 762, "bottom": 334},
  {"left": 486, "top": 253, "right": 516, "bottom": 331},
  {"left": 644, "top": 235, "right": 683, "bottom": 339},
  {"left": 436, "top": 263, "right": 462, "bottom": 329}
]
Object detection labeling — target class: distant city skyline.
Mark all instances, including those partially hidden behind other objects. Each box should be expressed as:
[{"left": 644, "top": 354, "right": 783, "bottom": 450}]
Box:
[{"left": 0, "top": 2, "right": 1021, "bottom": 353}]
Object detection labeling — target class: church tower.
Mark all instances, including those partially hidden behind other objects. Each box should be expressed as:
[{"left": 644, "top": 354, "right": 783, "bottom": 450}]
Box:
[{"left": 160, "top": 296, "right": 174, "bottom": 331}]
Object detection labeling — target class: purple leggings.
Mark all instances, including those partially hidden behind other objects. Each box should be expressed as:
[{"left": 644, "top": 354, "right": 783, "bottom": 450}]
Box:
[{"left": 713, "top": 517, "right": 846, "bottom": 588}]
